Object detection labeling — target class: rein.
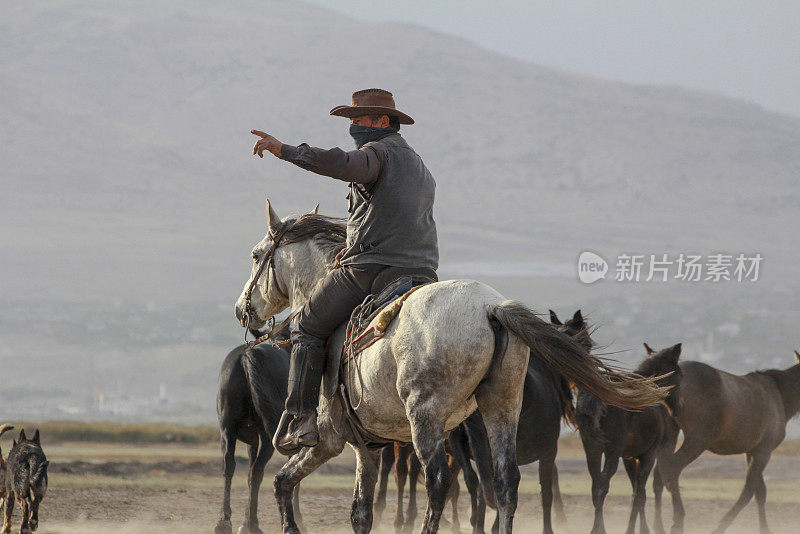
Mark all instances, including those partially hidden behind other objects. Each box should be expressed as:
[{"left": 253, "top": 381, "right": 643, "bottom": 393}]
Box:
[
  {"left": 247, "top": 310, "right": 298, "bottom": 349},
  {"left": 242, "top": 222, "right": 295, "bottom": 344}
]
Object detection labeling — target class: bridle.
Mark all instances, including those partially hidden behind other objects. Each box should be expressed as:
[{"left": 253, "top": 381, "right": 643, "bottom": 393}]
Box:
[{"left": 241, "top": 221, "right": 296, "bottom": 345}]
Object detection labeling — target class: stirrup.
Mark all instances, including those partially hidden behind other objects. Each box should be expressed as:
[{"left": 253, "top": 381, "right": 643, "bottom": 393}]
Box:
[{"left": 273, "top": 412, "right": 301, "bottom": 456}]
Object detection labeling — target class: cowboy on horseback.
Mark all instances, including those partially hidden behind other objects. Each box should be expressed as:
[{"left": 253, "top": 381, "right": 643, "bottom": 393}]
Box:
[{"left": 250, "top": 89, "right": 439, "bottom": 452}]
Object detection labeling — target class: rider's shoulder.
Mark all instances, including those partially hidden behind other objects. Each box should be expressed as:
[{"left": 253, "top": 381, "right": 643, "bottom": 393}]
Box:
[{"left": 360, "top": 139, "right": 390, "bottom": 160}]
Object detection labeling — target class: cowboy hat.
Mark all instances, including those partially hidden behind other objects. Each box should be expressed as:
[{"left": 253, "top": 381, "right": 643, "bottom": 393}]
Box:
[{"left": 330, "top": 88, "right": 414, "bottom": 125}]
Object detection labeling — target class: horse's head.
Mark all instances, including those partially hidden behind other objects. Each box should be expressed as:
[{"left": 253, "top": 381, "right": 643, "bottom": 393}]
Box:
[
  {"left": 637, "top": 342, "right": 683, "bottom": 412},
  {"left": 234, "top": 199, "right": 345, "bottom": 329},
  {"left": 637, "top": 343, "right": 682, "bottom": 383},
  {"left": 549, "top": 309, "right": 595, "bottom": 352}
]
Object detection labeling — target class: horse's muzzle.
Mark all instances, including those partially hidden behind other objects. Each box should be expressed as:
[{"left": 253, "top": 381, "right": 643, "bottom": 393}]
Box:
[{"left": 235, "top": 303, "right": 265, "bottom": 329}]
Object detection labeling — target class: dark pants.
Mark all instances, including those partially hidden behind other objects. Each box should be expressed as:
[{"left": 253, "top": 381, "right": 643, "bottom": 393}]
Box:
[
  {"left": 291, "top": 263, "right": 387, "bottom": 347},
  {"left": 285, "top": 263, "right": 386, "bottom": 416}
]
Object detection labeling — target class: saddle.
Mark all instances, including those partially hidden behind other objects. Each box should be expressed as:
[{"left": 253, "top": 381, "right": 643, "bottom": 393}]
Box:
[{"left": 322, "top": 266, "right": 436, "bottom": 400}]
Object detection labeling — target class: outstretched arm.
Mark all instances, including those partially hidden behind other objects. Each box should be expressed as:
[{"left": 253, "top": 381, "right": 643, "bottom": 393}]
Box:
[{"left": 251, "top": 130, "right": 384, "bottom": 184}]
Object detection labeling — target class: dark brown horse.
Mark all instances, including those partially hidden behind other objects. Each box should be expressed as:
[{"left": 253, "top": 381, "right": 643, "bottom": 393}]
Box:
[
  {"left": 374, "top": 442, "right": 462, "bottom": 533},
  {"left": 654, "top": 349, "right": 800, "bottom": 534},
  {"left": 576, "top": 343, "right": 682, "bottom": 534}
]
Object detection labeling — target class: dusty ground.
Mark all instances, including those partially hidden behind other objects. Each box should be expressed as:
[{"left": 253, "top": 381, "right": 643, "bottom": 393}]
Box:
[{"left": 12, "top": 439, "right": 800, "bottom": 533}]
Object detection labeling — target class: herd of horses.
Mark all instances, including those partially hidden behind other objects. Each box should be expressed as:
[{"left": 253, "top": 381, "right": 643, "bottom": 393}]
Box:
[
  {"left": 215, "top": 202, "right": 800, "bottom": 534},
  {"left": 217, "top": 313, "right": 800, "bottom": 534}
]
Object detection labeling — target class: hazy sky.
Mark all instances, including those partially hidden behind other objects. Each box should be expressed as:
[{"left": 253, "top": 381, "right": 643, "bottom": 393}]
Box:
[{"left": 305, "top": 0, "right": 800, "bottom": 118}]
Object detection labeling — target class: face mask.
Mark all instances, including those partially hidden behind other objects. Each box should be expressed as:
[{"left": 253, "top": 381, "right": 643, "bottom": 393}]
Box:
[{"left": 349, "top": 124, "right": 398, "bottom": 149}]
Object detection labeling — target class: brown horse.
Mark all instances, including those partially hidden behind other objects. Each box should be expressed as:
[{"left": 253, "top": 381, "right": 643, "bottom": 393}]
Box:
[
  {"left": 654, "top": 349, "right": 800, "bottom": 534},
  {"left": 374, "top": 442, "right": 461, "bottom": 533}
]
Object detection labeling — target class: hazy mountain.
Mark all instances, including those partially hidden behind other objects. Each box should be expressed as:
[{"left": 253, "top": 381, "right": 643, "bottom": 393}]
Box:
[
  {"left": 2, "top": 0, "right": 799, "bottom": 303},
  {"left": 2, "top": 1, "right": 799, "bottom": 423}
]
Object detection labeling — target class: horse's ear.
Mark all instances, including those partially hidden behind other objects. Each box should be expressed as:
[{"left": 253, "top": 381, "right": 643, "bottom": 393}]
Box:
[
  {"left": 794, "top": 350, "right": 800, "bottom": 363},
  {"left": 310, "top": 203, "right": 319, "bottom": 215},
  {"left": 266, "top": 198, "right": 281, "bottom": 231},
  {"left": 18, "top": 429, "right": 26, "bottom": 442},
  {"left": 32, "top": 429, "right": 40, "bottom": 446},
  {"left": 667, "top": 343, "right": 682, "bottom": 364},
  {"left": 573, "top": 310, "right": 584, "bottom": 325},
  {"left": 643, "top": 342, "right": 655, "bottom": 355},
  {"left": 549, "top": 310, "right": 562, "bottom": 325}
]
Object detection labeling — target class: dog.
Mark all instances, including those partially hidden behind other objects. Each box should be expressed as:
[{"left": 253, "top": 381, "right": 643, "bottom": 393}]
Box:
[
  {"left": 0, "top": 425, "right": 15, "bottom": 523},
  {"left": 2, "top": 428, "right": 48, "bottom": 534}
]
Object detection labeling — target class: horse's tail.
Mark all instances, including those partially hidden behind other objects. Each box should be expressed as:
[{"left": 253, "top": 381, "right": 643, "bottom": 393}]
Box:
[
  {"left": 488, "top": 300, "right": 669, "bottom": 409},
  {"left": 575, "top": 392, "right": 607, "bottom": 444},
  {"left": 241, "top": 347, "right": 288, "bottom": 432},
  {"left": 0, "top": 424, "right": 13, "bottom": 457}
]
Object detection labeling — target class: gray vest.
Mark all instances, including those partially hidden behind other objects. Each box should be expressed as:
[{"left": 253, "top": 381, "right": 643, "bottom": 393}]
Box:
[{"left": 340, "top": 134, "right": 439, "bottom": 271}]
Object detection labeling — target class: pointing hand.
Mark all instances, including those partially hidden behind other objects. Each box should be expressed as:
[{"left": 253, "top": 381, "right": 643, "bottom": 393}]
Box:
[{"left": 251, "top": 130, "right": 282, "bottom": 158}]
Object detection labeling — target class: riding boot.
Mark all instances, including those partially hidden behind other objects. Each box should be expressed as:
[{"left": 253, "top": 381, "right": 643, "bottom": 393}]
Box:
[{"left": 277, "top": 343, "right": 327, "bottom": 452}]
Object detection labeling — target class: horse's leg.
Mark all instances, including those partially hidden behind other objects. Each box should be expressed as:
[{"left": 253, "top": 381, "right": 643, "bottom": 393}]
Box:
[
  {"left": 405, "top": 451, "right": 423, "bottom": 533},
  {"left": 449, "top": 427, "right": 486, "bottom": 534},
  {"left": 447, "top": 453, "right": 462, "bottom": 534},
  {"left": 351, "top": 446, "right": 382, "bottom": 534},
  {"left": 590, "top": 449, "right": 620, "bottom": 534},
  {"left": 394, "top": 443, "right": 409, "bottom": 533},
  {"left": 472, "top": 358, "right": 526, "bottom": 534},
  {"left": 552, "top": 463, "right": 567, "bottom": 524},
  {"left": 623, "top": 457, "right": 639, "bottom": 534},
  {"left": 653, "top": 466, "right": 665, "bottom": 534},
  {"left": 274, "top": 431, "right": 344, "bottom": 534},
  {"left": 375, "top": 444, "right": 395, "bottom": 523},
  {"left": 581, "top": 442, "right": 604, "bottom": 534},
  {"left": 539, "top": 454, "right": 557, "bottom": 534},
  {"left": 242, "top": 432, "right": 273, "bottom": 534},
  {"left": 406, "top": 406, "right": 452, "bottom": 534},
  {"left": 292, "top": 485, "right": 305, "bottom": 532},
  {"left": 635, "top": 451, "right": 657, "bottom": 534},
  {"left": 753, "top": 456, "right": 771, "bottom": 534},
  {"left": 712, "top": 451, "right": 771, "bottom": 534},
  {"left": 216, "top": 427, "right": 238, "bottom": 534},
  {"left": 625, "top": 452, "right": 655, "bottom": 534},
  {"left": 661, "top": 439, "right": 705, "bottom": 534}
]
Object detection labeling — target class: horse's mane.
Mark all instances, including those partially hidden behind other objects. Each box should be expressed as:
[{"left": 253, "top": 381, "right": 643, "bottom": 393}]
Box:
[
  {"left": 276, "top": 214, "right": 346, "bottom": 265},
  {"left": 754, "top": 367, "right": 800, "bottom": 419}
]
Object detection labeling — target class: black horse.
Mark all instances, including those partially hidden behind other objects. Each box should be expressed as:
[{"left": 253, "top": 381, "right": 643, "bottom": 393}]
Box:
[
  {"left": 215, "top": 328, "right": 302, "bottom": 534},
  {"left": 575, "top": 342, "right": 682, "bottom": 534},
  {"left": 449, "top": 310, "right": 584, "bottom": 534}
]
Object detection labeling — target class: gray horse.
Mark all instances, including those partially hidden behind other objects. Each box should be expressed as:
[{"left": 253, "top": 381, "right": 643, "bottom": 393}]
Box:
[
  {"left": 654, "top": 349, "right": 800, "bottom": 534},
  {"left": 235, "top": 201, "right": 669, "bottom": 534}
]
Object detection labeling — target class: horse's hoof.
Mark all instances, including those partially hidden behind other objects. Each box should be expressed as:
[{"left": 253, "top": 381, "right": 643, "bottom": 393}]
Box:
[
  {"left": 238, "top": 525, "right": 264, "bottom": 534},
  {"left": 215, "top": 520, "right": 233, "bottom": 534}
]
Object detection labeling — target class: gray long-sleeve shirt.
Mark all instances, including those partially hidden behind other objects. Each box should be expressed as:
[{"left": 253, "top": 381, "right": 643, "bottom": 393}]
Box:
[{"left": 279, "top": 143, "right": 387, "bottom": 184}]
